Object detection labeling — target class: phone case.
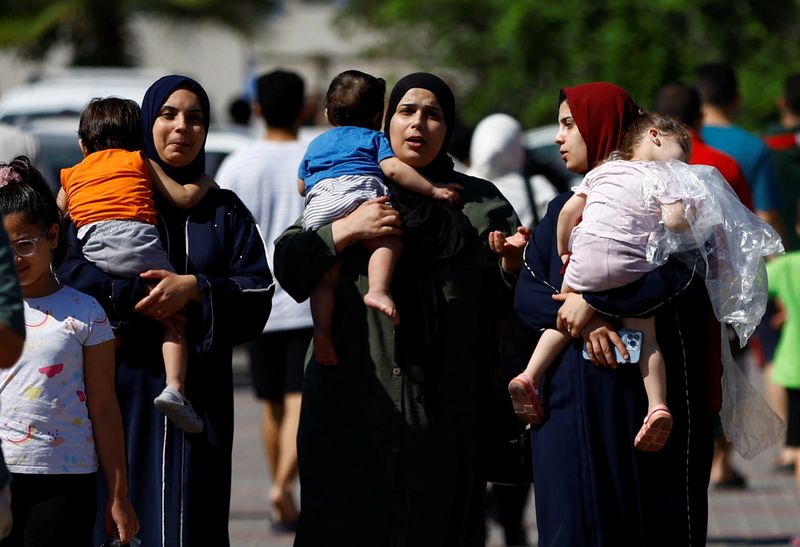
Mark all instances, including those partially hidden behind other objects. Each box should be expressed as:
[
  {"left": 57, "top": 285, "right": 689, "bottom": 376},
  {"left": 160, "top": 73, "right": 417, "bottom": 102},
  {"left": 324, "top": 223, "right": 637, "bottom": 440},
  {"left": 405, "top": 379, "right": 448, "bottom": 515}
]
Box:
[{"left": 582, "top": 329, "right": 643, "bottom": 364}]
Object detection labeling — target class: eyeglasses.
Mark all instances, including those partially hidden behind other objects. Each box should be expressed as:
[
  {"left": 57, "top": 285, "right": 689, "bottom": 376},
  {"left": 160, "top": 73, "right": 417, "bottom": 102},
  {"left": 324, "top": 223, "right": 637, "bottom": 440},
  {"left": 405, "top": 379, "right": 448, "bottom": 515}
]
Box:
[{"left": 9, "top": 233, "right": 47, "bottom": 258}]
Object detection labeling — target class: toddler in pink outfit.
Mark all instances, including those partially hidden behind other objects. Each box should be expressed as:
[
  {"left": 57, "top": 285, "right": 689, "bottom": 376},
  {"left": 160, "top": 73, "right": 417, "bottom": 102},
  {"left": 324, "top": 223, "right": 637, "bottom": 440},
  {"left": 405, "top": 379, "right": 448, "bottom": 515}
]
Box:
[{"left": 509, "top": 113, "right": 691, "bottom": 452}]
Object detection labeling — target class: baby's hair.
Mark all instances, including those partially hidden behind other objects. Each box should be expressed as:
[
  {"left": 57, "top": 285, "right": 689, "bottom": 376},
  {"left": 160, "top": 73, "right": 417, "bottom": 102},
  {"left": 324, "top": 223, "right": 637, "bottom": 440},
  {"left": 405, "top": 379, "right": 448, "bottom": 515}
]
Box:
[
  {"left": 0, "top": 156, "right": 66, "bottom": 267},
  {"left": 79, "top": 97, "right": 144, "bottom": 154},
  {"left": 324, "top": 70, "right": 386, "bottom": 129},
  {"left": 617, "top": 113, "right": 692, "bottom": 161}
]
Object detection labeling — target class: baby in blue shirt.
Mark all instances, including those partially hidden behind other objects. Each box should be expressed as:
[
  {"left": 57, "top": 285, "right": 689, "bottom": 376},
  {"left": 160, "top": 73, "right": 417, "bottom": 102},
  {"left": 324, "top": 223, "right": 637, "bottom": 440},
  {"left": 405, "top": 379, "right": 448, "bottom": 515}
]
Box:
[{"left": 297, "top": 70, "right": 459, "bottom": 365}]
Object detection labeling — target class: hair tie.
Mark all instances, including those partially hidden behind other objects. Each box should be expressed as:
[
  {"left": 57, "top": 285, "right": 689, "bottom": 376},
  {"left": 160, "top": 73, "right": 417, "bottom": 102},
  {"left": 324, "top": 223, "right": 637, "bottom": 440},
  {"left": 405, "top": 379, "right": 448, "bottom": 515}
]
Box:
[{"left": 0, "top": 166, "right": 21, "bottom": 188}]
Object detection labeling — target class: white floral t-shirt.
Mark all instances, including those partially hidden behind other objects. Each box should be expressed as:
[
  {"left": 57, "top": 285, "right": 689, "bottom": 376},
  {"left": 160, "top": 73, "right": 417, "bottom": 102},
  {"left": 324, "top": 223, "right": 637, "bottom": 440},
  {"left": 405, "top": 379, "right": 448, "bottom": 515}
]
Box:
[{"left": 0, "top": 285, "right": 113, "bottom": 474}]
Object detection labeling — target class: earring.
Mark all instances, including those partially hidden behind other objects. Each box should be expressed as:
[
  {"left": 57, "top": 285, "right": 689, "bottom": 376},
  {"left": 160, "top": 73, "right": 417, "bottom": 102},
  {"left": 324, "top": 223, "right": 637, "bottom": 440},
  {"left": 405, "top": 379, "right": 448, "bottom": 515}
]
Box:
[{"left": 654, "top": 137, "right": 661, "bottom": 146}]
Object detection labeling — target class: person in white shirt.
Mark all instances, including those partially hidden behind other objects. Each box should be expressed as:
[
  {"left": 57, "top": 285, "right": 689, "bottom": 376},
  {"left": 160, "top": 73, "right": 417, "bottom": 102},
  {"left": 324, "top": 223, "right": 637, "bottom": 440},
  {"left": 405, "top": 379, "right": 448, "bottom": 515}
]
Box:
[{"left": 215, "top": 69, "right": 310, "bottom": 532}]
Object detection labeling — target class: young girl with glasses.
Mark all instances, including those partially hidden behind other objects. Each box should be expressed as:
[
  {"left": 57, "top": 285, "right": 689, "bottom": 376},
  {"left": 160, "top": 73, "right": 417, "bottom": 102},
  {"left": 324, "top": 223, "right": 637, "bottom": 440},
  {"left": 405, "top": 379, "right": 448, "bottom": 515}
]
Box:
[{"left": 0, "top": 157, "right": 138, "bottom": 546}]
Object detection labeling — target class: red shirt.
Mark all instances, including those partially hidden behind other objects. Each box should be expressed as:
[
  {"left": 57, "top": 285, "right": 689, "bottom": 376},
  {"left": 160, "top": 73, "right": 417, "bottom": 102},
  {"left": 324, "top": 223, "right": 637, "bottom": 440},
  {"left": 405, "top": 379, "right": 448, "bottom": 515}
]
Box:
[{"left": 689, "top": 131, "right": 754, "bottom": 211}]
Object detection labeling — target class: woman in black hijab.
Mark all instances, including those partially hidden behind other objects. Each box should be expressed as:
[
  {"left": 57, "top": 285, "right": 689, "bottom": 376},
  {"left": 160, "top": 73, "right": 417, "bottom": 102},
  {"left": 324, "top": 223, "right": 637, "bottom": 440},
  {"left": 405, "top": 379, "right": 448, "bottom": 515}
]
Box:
[{"left": 274, "top": 72, "right": 519, "bottom": 546}]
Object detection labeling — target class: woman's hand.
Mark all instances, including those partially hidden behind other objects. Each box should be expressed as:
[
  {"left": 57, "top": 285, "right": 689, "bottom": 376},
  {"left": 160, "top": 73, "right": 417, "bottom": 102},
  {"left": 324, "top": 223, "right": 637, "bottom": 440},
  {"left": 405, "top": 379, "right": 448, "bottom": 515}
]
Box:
[
  {"left": 331, "top": 196, "right": 402, "bottom": 251},
  {"left": 105, "top": 496, "right": 139, "bottom": 545},
  {"left": 134, "top": 270, "right": 201, "bottom": 319},
  {"left": 580, "top": 316, "right": 628, "bottom": 368},
  {"left": 489, "top": 226, "right": 531, "bottom": 272},
  {"left": 552, "top": 292, "right": 595, "bottom": 337}
]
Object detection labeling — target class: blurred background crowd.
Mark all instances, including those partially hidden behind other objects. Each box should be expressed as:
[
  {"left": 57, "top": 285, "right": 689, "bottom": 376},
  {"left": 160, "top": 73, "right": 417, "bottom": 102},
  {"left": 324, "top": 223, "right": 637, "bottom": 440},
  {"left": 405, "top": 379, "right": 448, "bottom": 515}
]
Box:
[{"left": 1, "top": 1, "right": 800, "bottom": 546}]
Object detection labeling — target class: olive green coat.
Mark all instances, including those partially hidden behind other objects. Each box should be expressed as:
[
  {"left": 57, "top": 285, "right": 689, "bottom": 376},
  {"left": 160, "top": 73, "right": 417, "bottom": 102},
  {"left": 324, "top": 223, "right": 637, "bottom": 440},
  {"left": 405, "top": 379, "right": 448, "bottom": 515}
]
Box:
[{"left": 274, "top": 172, "right": 518, "bottom": 547}]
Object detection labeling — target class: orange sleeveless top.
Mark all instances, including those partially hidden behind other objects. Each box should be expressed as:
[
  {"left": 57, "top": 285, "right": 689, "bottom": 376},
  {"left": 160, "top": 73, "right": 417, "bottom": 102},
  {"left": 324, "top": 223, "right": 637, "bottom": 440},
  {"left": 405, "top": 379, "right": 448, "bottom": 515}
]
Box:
[{"left": 61, "top": 149, "right": 157, "bottom": 228}]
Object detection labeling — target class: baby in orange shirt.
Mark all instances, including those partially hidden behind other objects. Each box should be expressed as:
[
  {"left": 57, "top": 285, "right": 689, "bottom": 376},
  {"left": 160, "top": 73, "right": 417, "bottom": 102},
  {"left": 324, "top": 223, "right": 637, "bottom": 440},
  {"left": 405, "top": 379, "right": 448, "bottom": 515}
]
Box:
[{"left": 59, "top": 97, "right": 213, "bottom": 433}]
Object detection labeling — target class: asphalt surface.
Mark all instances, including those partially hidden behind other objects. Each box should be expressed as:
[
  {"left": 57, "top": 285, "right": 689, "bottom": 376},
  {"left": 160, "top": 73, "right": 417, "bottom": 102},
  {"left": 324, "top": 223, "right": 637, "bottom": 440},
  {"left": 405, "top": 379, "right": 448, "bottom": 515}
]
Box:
[{"left": 228, "top": 351, "right": 800, "bottom": 547}]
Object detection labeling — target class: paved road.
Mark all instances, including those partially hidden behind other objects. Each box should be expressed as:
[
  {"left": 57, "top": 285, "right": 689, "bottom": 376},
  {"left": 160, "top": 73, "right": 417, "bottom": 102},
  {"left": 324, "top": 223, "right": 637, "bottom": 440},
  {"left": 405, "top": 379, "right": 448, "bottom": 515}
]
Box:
[{"left": 229, "top": 355, "right": 800, "bottom": 546}]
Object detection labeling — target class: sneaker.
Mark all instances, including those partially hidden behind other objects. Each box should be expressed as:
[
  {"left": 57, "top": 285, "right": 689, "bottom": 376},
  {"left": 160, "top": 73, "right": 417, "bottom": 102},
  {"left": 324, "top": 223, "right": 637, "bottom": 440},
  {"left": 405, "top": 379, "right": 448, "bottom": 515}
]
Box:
[{"left": 154, "top": 386, "right": 204, "bottom": 433}]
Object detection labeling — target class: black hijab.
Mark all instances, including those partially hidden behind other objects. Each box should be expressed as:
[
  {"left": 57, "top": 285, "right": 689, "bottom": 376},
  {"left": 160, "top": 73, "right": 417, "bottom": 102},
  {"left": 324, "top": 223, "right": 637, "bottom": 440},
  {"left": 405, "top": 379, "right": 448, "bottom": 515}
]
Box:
[
  {"left": 383, "top": 72, "right": 456, "bottom": 181},
  {"left": 141, "top": 74, "right": 211, "bottom": 184},
  {"left": 382, "top": 74, "right": 472, "bottom": 393},
  {"left": 381, "top": 73, "right": 469, "bottom": 260}
]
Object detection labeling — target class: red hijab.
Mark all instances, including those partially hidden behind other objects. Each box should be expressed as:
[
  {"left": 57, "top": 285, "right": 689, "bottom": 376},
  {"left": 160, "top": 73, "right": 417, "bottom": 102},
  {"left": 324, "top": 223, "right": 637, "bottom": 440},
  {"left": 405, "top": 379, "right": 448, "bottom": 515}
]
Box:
[{"left": 562, "top": 82, "right": 641, "bottom": 172}]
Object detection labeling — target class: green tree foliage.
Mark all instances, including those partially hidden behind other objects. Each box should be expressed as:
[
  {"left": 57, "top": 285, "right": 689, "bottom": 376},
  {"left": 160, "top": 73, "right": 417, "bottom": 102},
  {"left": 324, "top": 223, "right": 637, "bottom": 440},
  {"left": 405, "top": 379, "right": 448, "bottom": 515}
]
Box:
[
  {"left": 341, "top": 0, "right": 800, "bottom": 129},
  {"left": 0, "top": 0, "right": 276, "bottom": 67}
]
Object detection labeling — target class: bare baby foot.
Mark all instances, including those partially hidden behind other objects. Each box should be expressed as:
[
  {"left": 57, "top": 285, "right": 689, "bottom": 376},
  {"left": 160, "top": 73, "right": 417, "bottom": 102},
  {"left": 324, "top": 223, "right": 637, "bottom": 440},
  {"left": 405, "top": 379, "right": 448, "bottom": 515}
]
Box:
[{"left": 364, "top": 291, "right": 400, "bottom": 325}]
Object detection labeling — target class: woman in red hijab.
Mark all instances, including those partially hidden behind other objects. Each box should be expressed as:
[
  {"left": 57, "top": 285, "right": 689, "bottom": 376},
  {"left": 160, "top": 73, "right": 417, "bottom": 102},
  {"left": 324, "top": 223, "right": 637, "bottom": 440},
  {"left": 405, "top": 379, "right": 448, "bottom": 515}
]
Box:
[{"left": 514, "top": 82, "right": 718, "bottom": 546}]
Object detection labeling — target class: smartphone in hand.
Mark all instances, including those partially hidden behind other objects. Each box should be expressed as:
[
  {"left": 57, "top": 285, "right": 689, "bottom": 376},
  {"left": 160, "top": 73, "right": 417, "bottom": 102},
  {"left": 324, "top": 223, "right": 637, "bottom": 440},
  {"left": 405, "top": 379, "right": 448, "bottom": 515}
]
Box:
[{"left": 582, "top": 328, "right": 643, "bottom": 364}]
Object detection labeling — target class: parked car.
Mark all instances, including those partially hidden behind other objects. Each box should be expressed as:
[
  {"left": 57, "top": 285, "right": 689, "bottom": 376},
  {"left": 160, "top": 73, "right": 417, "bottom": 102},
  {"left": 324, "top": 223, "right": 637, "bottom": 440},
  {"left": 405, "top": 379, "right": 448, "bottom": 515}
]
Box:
[
  {"left": 0, "top": 68, "right": 161, "bottom": 126},
  {"left": 25, "top": 119, "right": 83, "bottom": 195}
]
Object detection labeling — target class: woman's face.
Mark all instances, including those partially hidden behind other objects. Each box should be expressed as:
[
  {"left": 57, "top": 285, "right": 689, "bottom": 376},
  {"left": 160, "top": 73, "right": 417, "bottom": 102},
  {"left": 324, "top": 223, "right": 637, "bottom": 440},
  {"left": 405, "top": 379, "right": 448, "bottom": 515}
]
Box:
[
  {"left": 388, "top": 88, "right": 447, "bottom": 168},
  {"left": 554, "top": 100, "right": 589, "bottom": 173},
  {"left": 151, "top": 88, "right": 206, "bottom": 167}
]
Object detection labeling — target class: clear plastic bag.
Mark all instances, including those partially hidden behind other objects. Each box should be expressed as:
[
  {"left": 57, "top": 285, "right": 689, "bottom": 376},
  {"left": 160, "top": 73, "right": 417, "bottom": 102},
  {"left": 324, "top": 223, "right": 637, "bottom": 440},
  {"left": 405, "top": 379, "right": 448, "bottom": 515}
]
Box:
[
  {"left": 644, "top": 160, "right": 784, "bottom": 346},
  {"left": 718, "top": 324, "right": 786, "bottom": 459},
  {"left": 642, "top": 160, "right": 785, "bottom": 458}
]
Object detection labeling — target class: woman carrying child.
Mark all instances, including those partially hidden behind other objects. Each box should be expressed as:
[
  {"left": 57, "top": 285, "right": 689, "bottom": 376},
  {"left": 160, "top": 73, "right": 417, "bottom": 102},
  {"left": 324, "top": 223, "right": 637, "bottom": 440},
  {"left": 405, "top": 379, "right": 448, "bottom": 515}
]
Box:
[
  {"left": 0, "top": 157, "right": 138, "bottom": 546},
  {"left": 508, "top": 113, "right": 693, "bottom": 451},
  {"left": 274, "top": 72, "right": 519, "bottom": 546},
  {"left": 512, "top": 82, "right": 720, "bottom": 546},
  {"left": 297, "top": 70, "right": 459, "bottom": 365},
  {"left": 59, "top": 97, "right": 216, "bottom": 434},
  {"left": 58, "top": 75, "right": 273, "bottom": 546}
]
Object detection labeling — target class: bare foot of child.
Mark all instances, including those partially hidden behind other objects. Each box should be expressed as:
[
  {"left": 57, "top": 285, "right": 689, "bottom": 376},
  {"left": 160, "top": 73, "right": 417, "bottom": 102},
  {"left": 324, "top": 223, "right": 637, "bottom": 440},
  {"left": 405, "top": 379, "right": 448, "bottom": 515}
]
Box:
[
  {"left": 364, "top": 291, "right": 400, "bottom": 325},
  {"left": 313, "top": 330, "right": 338, "bottom": 365}
]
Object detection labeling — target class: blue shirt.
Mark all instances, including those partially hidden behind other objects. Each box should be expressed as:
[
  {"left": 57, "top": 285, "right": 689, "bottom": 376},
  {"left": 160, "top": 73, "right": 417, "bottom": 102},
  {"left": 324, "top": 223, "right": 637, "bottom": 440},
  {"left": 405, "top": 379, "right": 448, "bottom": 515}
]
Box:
[
  {"left": 298, "top": 126, "right": 395, "bottom": 191},
  {"left": 701, "top": 124, "right": 782, "bottom": 211}
]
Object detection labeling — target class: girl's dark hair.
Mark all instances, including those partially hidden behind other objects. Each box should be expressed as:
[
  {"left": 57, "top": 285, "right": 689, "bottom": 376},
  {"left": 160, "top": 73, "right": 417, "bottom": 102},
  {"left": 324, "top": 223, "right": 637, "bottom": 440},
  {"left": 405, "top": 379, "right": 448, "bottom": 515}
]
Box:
[
  {"left": 79, "top": 97, "right": 144, "bottom": 153},
  {"left": 325, "top": 70, "right": 386, "bottom": 129},
  {"left": 617, "top": 112, "right": 692, "bottom": 161},
  {"left": 0, "top": 156, "right": 66, "bottom": 267}
]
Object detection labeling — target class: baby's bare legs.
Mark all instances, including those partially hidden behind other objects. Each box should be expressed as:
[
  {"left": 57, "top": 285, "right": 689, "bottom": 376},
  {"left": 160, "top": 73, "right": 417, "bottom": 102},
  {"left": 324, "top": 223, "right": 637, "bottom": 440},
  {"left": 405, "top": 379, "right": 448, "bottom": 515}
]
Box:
[
  {"left": 627, "top": 316, "right": 673, "bottom": 451},
  {"left": 524, "top": 280, "right": 580, "bottom": 379},
  {"left": 162, "top": 319, "right": 188, "bottom": 393},
  {"left": 523, "top": 281, "right": 575, "bottom": 385},
  {"left": 523, "top": 328, "right": 571, "bottom": 383},
  {"left": 512, "top": 283, "right": 573, "bottom": 412},
  {"left": 362, "top": 235, "right": 402, "bottom": 325},
  {"left": 310, "top": 262, "right": 342, "bottom": 365},
  {"left": 624, "top": 316, "right": 667, "bottom": 412},
  {"left": 510, "top": 329, "right": 569, "bottom": 425},
  {"left": 510, "top": 280, "right": 574, "bottom": 424}
]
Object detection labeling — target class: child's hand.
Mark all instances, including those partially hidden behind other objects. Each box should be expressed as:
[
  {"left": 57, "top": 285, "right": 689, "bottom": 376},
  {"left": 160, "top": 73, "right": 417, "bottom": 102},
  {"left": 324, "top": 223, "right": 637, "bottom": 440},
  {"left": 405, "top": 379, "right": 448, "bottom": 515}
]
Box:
[
  {"left": 431, "top": 183, "right": 462, "bottom": 204},
  {"left": 560, "top": 253, "right": 571, "bottom": 265},
  {"left": 105, "top": 496, "right": 139, "bottom": 545}
]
